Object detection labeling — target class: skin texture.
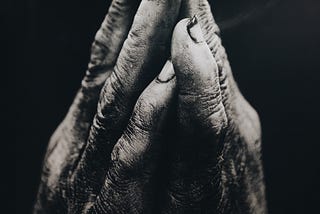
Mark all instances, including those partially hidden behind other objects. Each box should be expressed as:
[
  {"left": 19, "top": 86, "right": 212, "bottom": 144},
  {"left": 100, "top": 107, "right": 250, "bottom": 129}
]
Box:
[
  {"left": 162, "top": 18, "right": 266, "bottom": 214},
  {"left": 34, "top": 0, "right": 267, "bottom": 213}
]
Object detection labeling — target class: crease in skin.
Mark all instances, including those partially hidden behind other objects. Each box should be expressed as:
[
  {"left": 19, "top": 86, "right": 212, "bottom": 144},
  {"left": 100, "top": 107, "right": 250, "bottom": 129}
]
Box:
[
  {"left": 180, "top": 1, "right": 235, "bottom": 125},
  {"left": 181, "top": 0, "right": 238, "bottom": 113},
  {"left": 161, "top": 17, "right": 228, "bottom": 213},
  {"left": 69, "top": 0, "right": 182, "bottom": 212},
  {"left": 85, "top": 0, "right": 141, "bottom": 88},
  {"left": 34, "top": 0, "right": 142, "bottom": 213},
  {"left": 182, "top": 0, "right": 262, "bottom": 145},
  {"left": 36, "top": 1, "right": 266, "bottom": 213},
  {"left": 91, "top": 64, "right": 177, "bottom": 213},
  {"left": 172, "top": 17, "right": 227, "bottom": 135},
  {"left": 162, "top": 1, "right": 267, "bottom": 213}
]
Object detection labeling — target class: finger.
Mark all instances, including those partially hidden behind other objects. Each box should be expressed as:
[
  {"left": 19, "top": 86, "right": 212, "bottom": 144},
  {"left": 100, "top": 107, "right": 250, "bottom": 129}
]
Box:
[
  {"left": 180, "top": 0, "right": 220, "bottom": 38},
  {"left": 71, "top": 0, "right": 181, "bottom": 208},
  {"left": 172, "top": 17, "right": 227, "bottom": 136},
  {"left": 68, "top": 0, "right": 141, "bottom": 133},
  {"left": 180, "top": 0, "right": 262, "bottom": 178},
  {"left": 49, "top": 0, "right": 140, "bottom": 155},
  {"left": 160, "top": 17, "right": 228, "bottom": 213},
  {"left": 86, "top": 0, "right": 140, "bottom": 87},
  {"left": 181, "top": 0, "right": 261, "bottom": 148},
  {"left": 66, "top": 0, "right": 140, "bottom": 132},
  {"left": 40, "top": 0, "right": 140, "bottom": 204},
  {"left": 180, "top": 0, "right": 240, "bottom": 112},
  {"left": 86, "top": 61, "right": 176, "bottom": 213}
]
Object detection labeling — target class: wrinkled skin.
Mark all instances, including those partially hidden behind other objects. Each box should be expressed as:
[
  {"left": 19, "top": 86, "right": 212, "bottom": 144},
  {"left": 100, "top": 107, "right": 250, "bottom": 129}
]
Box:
[{"left": 34, "top": 0, "right": 267, "bottom": 213}]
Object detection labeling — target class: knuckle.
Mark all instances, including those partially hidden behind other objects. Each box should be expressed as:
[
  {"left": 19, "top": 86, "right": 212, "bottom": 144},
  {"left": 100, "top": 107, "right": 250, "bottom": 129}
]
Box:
[
  {"left": 111, "top": 134, "right": 144, "bottom": 171},
  {"left": 96, "top": 72, "right": 127, "bottom": 120},
  {"left": 111, "top": 138, "right": 133, "bottom": 170},
  {"left": 179, "top": 90, "right": 228, "bottom": 136},
  {"left": 83, "top": 61, "right": 112, "bottom": 90},
  {"left": 110, "top": 64, "right": 128, "bottom": 95},
  {"left": 248, "top": 105, "right": 261, "bottom": 131},
  {"left": 206, "top": 102, "right": 228, "bottom": 135},
  {"left": 237, "top": 96, "right": 261, "bottom": 133},
  {"left": 89, "top": 28, "right": 114, "bottom": 72},
  {"left": 117, "top": 36, "right": 145, "bottom": 73},
  {"left": 247, "top": 107, "right": 262, "bottom": 146},
  {"left": 110, "top": 0, "right": 135, "bottom": 15},
  {"left": 111, "top": 127, "right": 154, "bottom": 179},
  {"left": 87, "top": 0, "right": 141, "bottom": 78},
  {"left": 233, "top": 96, "right": 262, "bottom": 151},
  {"left": 81, "top": 69, "right": 110, "bottom": 90},
  {"left": 130, "top": 112, "right": 154, "bottom": 133},
  {"left": 88, "top": 41, "right": 108, "bottom": 72},
  {"left": 129, "top": 89, "right": 164, "bottom": 133},
  {"left": 181, "top": 85, "right": 226, "bottom": 125},
  {"left": 128, "top": 23, "right": 147, "bottom": 46},
  {"left": 138, "top": 96, "right": 157, "bottom": 113},
  {"left": 166, "top": 181, "right": 214, "bottom": 208},
  {"left": 90, "top": 114, "right": 107, "bottom": 137}
]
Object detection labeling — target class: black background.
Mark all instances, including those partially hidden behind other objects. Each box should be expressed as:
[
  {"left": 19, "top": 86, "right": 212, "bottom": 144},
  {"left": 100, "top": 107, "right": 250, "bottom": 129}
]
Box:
[{"left": 8, "top": 0, "right": 320, "bottom": 213}]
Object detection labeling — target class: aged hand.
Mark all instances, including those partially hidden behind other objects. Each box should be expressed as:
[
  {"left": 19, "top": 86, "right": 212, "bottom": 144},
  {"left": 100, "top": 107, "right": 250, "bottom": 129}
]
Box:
[
  {"left": 34, "top": 0, "right": 180, "bottom": 212},
  {"left": 34, "top": 0, "right": 266, "bottom": 213},
  {"left": 162, "top": 15, "right": 266, "bottom": 214}
]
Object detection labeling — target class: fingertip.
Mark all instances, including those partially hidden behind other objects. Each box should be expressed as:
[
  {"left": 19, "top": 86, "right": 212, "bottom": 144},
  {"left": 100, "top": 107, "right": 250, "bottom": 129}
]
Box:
[
  {"left": 187, "top": 15, "right": 206, "bottom": 43},
  {"left": 172, "top": 17, "right": 217, "bottom": 93},
  {"left": 129, "top": 62, "right": 176, "bottom": 134},
  {"left": 172, "top": 16, "right": 205, "bottom": 53},
  {"left": 171, "top": 17, "right": 226, "bottom": 133},
  {"left": 171, "top": 18, "right": 192, "bottom": 53},
  {"left": 156, "top": 60, "right": 175, "bottom": 83}
]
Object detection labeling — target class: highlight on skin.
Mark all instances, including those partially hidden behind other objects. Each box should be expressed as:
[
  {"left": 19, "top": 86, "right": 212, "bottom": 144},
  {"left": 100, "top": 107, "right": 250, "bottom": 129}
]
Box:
[{"left": 34, "top": 1, "right": 267, "bottom": 213}]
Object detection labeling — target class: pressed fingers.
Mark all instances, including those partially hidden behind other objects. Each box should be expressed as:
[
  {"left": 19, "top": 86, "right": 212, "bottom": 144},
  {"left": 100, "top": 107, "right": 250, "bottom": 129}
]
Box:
[
  {"left": 87, "top": 61, "right": 176, "bottom": 213},
  {"left": 160, "top": 17, "right": 227, "bottom": 214},
  {"left": 34, "top": 0, "right": 141, "bottom": 212},
  {"left": 70, "top": 0, "right": 181, "bottom": 210}
]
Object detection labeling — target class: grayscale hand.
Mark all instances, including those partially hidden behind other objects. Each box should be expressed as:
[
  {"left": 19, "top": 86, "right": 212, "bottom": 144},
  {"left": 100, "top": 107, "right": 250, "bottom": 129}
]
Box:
[
  {"left": 161, "top": 14, "right": 266, "bottom": 214},
  {"left": 34, "top": 0, "right": 266, "bottom": 213},
  {"left": 159, "top": 1, "right": 267, "bottom": 213},
  {"left": 34, "top": 0, "right": 181, "bottom": 212}
]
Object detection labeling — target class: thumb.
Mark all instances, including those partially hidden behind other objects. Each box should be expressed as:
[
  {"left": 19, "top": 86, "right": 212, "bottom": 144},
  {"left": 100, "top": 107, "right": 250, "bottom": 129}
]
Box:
[
  {"left": 112, "top": 61, "right": 176, "bottom": 171},
  {"left": 171, "top": 16, "right": 227, "bottom": 136},
  {"left": 89, "top": 61, "right": 176, "bottom": 212},
  {"left": 160, "top": 18, "right": 228, "bottom": 212}
]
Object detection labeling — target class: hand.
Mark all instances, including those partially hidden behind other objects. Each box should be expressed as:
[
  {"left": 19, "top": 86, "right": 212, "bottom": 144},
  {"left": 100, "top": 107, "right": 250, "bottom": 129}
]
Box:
[
  {"left": 158, "top": 1, "right": 266, "bottom": 213},
  {"left": 34, "top": 0, "right": 181, "bottom": 212},
  {"left": 161, "top": 15, "right": 266, "bottom": 213},
  {"left": 34, "top": 0, "right": 267, "bottom": 213}
]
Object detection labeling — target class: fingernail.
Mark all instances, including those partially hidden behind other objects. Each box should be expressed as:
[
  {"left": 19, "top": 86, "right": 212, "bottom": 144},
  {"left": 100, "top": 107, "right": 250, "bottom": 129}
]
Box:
[
  {"left": 157, "top": 60, "right": 175, "bottom": 83},
  {"left": 187, "top": 15, "right": 205, "bottom": 43}
]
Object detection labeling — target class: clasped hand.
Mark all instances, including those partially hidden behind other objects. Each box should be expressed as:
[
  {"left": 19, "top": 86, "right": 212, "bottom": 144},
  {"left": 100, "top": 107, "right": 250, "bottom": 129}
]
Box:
[{"left": 34, "top": 0, "right": 266, "bottom": 213}]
